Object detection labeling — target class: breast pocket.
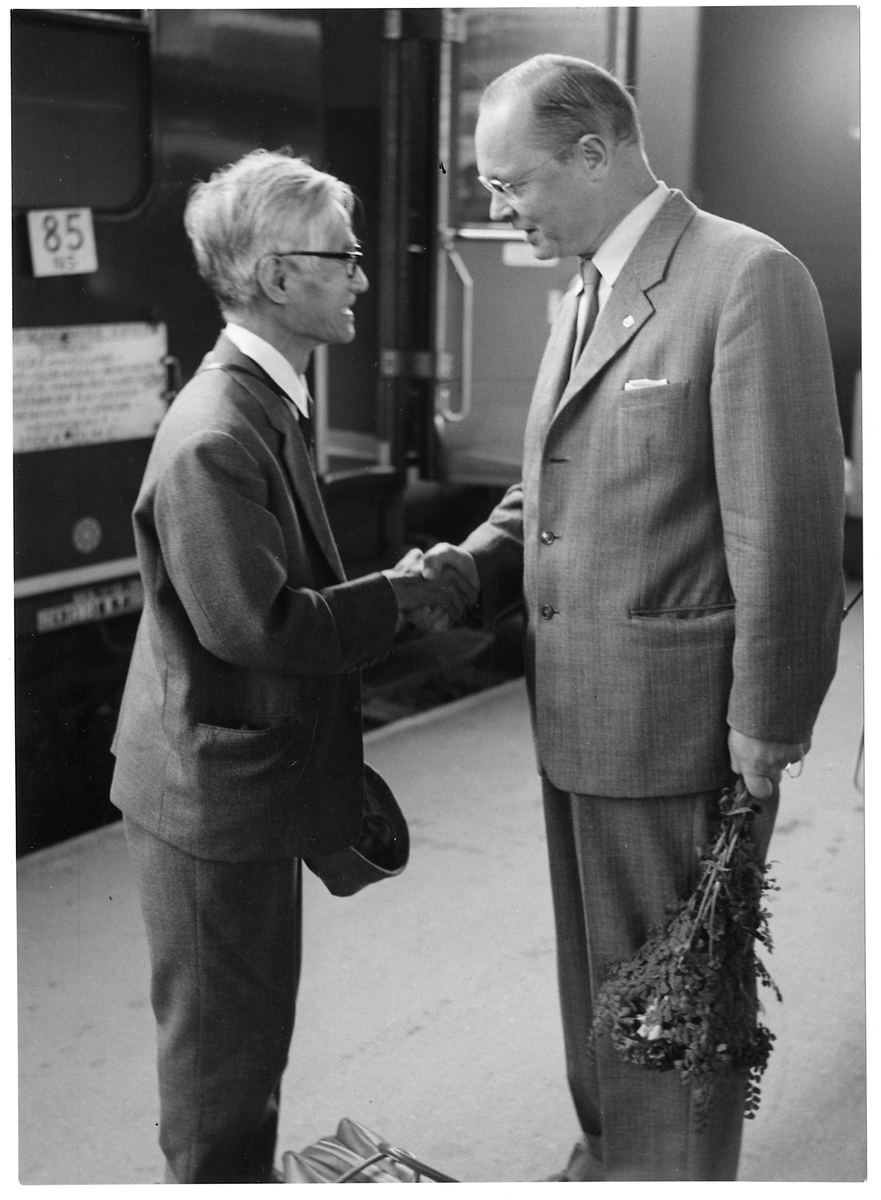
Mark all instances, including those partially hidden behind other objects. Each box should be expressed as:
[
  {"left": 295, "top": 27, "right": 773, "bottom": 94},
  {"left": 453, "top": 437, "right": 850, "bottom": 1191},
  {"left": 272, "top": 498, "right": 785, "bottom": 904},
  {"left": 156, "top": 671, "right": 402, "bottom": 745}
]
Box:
[
  {"left": 619, "top": 380, "right": 690, "bottom": 410},
  {"left": 616, "top": 382, "right": 703, "bottom": 474}
]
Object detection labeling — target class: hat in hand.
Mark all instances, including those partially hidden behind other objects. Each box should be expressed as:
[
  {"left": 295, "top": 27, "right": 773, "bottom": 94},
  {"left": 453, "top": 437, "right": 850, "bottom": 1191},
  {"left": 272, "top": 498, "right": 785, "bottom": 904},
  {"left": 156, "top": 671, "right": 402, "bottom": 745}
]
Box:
[{"left": 304, "top": 764, "right": 409, "bottom": 896}]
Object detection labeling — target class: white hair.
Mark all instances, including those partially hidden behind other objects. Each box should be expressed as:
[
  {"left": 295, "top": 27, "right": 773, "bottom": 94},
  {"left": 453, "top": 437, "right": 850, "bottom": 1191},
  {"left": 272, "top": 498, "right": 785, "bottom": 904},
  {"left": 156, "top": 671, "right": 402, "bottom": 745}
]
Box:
[{"left": 184, "top": 149, "right": 354, "bottom": 313}]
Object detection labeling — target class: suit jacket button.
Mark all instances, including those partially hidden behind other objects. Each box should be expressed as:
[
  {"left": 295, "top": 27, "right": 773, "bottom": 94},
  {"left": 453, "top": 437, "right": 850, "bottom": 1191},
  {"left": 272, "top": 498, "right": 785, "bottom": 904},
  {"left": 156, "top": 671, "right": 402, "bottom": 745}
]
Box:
[
  {"left": 540, "top": 530, "right": 556, "bottom": 545},
  {"left": 540, "top": 604, "right": 555, "bottom": 620}
]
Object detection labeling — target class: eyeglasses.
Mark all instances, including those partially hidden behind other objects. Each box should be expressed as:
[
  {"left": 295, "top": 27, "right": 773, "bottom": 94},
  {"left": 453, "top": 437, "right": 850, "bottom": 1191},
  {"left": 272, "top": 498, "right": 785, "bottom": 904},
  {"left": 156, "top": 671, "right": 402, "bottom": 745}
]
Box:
[
  {"left": 477, "top": 151, "right": 563, "bottom": 201},
  {"left": 270, "top": 248, "right": 364, "bottom": 279}
]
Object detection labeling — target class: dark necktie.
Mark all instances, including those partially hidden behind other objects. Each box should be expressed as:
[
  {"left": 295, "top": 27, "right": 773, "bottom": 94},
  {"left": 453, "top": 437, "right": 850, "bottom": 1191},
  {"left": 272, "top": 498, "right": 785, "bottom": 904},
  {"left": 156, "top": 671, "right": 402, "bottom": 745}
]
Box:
[
  {"left": 571, "top": 258, "right": 601, "bottom": 372},
  {"left": 258, "top": 372, "right": 314, "bottom": 455},
  {"left": 298, "top": 393, "right": 315, "bottom": 455}
]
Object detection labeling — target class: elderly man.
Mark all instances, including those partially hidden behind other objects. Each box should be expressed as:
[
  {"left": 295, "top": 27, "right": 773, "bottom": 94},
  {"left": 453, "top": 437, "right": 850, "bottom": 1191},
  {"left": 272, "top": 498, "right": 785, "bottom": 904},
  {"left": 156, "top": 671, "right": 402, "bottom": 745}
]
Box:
[
  {"left": 418, "top": 56, "right": 844, "bottom": 1180},
  {"left": 110, "top": 149, "right": 463, "bottom": 1183}
]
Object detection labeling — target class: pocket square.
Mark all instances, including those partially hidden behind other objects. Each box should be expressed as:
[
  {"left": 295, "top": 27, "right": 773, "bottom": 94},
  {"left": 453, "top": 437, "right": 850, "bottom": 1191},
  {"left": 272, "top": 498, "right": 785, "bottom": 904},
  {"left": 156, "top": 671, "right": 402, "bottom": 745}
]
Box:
[{"left": 624, "top": 378, "right": 669, "bottom": 391}]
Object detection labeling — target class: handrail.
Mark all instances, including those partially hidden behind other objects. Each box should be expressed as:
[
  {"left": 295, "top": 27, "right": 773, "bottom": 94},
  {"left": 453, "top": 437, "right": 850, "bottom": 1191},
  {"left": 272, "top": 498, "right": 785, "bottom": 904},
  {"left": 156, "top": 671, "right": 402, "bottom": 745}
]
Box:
[{"left": 436, "top": 236, "right": 473, "bottom": 423}]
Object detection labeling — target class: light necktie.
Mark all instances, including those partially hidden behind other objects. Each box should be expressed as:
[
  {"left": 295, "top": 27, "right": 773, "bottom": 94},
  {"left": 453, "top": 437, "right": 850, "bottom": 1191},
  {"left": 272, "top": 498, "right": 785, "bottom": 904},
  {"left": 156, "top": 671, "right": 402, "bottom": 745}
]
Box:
[{"left": 571, "top": 258, "right": 601, "bottom": 372}]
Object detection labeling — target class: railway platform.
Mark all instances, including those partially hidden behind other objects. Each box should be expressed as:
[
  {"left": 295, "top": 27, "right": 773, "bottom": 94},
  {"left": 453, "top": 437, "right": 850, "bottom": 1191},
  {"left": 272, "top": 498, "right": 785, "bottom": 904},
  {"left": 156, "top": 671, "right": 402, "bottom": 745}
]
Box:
[{"left": 13, "top": 588, "right": 865, "bottom": 1185}]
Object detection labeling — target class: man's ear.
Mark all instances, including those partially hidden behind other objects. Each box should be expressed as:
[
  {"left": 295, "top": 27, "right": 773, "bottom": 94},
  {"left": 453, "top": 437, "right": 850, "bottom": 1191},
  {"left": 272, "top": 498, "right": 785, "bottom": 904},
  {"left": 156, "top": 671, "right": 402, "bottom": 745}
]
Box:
[
  {"left": 255, "top": 254, "right": 290, "bottom": 305},
  {"left": 576, "top": 133, "right": 611, "bottom": 179}
]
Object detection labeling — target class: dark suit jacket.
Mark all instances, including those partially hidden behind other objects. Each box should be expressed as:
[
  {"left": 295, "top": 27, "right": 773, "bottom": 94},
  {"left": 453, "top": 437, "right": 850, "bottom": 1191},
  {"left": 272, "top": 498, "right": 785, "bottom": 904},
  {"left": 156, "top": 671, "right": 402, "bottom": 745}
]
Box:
[
  {"left": 111, "top": 334, "right": 399, "bottom": 861},
  {"left": 463, "top": 191, "right": 845, "bottom": 798}
]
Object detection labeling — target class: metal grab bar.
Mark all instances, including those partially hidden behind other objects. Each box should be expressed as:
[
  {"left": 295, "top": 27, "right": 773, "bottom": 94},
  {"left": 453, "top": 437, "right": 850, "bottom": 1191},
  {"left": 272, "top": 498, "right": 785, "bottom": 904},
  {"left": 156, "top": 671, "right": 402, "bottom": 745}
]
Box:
[{"left": 436, "top": 237, "right": 473, "bottom": 423}]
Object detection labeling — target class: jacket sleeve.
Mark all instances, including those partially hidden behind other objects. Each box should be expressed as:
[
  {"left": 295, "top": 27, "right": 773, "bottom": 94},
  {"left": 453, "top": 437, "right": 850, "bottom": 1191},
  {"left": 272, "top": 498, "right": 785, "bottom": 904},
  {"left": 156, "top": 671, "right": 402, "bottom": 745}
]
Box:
[
  {"left": 460, "top": 482, "right": 527, "bottom": 622},
  {"left": 710, "top": 244, "right": 845, "bottom": 741},
  {"left": 148, "top": 428, "right": 399, "bottom": 676}
]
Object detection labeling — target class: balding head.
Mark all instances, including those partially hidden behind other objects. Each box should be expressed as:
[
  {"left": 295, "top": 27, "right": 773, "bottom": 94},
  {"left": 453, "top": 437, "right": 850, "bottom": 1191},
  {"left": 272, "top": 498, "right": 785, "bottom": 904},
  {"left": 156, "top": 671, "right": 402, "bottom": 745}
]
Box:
[
  {"left": 474, "top": 55, "right": 656, "bottom": 259},
  {"left": 481, "top": 54, "right": 644, "bottom": 157}
]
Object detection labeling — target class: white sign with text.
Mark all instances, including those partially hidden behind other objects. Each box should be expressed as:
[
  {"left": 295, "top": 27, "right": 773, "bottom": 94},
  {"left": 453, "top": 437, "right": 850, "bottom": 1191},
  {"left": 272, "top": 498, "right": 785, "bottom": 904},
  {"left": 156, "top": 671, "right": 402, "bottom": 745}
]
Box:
[{"left": 13, "top": 323, "right": 168, "bottom": 453}]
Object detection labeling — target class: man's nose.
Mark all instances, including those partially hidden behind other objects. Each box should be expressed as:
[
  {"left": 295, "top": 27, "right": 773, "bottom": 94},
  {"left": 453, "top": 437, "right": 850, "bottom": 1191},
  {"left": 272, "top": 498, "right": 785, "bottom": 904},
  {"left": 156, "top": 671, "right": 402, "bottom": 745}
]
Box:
[
  {"left": 352, "top": 265, "right": 369, "bottom": 292},
  {"left": 488, "top": 190, "right": 516, "bottom": 222}
]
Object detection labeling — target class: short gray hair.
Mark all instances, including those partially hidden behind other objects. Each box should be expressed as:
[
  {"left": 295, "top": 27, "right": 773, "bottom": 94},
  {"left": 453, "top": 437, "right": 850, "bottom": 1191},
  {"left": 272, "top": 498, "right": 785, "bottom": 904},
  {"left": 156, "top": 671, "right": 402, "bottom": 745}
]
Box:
[
  {"left": 482, "top": 54, "right": 643, "bottom": 156},
  {"left": 184, "top": 149, "right": 354, "bottom": 313}
]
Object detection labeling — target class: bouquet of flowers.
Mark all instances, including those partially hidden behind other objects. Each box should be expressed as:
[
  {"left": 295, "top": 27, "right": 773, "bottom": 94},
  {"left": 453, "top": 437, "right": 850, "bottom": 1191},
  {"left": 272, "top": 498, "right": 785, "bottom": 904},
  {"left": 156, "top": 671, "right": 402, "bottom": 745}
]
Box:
[{"left": 590, "top": 777, "right": 781, "bottom": 1124}]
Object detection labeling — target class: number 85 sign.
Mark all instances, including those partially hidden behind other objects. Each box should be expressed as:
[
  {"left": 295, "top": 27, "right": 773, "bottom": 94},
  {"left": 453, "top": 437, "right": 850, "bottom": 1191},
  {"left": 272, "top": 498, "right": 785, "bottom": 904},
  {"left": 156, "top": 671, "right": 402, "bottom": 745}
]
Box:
[{"left": 27, "top": 208, "right": 99, "bottom": 277}]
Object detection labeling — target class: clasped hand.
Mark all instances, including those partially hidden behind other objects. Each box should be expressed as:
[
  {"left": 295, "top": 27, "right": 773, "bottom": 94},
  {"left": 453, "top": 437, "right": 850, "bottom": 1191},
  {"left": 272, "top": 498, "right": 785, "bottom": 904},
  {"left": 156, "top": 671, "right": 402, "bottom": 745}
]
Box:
[{"left": 383, "top": 544, "right": 481, "bottom": 633}]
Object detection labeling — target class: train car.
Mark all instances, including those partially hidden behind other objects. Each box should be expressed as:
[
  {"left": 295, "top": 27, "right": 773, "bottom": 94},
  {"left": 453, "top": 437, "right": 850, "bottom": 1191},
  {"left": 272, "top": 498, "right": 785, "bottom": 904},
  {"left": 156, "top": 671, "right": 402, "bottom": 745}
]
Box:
[{"left": 12, "top": 7, "right": 859, "bottom": 854}]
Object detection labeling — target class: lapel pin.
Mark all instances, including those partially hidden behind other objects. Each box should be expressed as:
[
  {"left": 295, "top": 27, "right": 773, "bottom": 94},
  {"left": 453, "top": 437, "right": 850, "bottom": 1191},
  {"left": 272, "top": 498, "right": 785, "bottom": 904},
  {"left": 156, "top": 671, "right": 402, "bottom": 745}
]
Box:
[{"left": 623, "top": 315, "right": 635, "bottom": 328}]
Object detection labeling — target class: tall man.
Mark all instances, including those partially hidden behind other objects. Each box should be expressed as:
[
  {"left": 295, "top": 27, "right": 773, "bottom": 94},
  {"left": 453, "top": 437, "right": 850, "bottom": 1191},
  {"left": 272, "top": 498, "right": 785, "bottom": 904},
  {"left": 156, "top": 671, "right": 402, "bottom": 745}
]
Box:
[
  {"left": 110, "top": 149, "right": 463, "bottom": 1183},
  {"left": 419, "top": 56, "right": 844, "bottom": 1180}
]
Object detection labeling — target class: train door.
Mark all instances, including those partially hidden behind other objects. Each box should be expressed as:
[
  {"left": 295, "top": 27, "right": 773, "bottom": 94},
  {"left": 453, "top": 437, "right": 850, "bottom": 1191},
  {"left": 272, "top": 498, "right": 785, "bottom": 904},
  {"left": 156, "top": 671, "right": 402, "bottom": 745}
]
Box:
[{"left": 430, "top": 8, "right": 630, "bottom": 487}]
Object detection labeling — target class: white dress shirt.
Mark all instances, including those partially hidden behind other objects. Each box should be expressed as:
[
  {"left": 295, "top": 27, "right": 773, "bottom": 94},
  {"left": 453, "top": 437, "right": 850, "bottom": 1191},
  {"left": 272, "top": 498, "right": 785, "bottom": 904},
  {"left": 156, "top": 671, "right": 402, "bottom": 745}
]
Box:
[
  {"left": 224, "top": 323, "right": 311, "bottom": 420},
  {"left": 582, "top": 180, "right": 671, "bottom": 311}
]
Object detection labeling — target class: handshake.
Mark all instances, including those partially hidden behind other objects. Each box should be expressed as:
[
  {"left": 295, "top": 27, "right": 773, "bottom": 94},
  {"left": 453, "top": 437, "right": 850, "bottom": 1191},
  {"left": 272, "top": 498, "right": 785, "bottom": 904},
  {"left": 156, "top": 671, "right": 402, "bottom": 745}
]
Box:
[{"left": 382, "top": 543, "right": 481, "bottom": 633}]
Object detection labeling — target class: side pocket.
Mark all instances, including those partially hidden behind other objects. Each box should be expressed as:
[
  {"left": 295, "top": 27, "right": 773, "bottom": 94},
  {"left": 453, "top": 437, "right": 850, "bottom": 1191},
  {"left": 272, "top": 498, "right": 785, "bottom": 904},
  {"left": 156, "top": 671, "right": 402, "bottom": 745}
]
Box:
[
  {"left": 189, "top": 719, "right": 302, "bottom": 797},
  {"left": 629, "top": 603, "right": 735, "bottom": 620}
]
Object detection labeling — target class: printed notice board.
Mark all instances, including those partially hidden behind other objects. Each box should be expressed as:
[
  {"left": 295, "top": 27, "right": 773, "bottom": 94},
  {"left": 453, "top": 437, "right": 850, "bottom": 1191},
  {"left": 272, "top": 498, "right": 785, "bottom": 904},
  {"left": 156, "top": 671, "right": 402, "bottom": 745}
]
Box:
[{"left": 13, "top": 323, "right": 168, "bottom": 452}]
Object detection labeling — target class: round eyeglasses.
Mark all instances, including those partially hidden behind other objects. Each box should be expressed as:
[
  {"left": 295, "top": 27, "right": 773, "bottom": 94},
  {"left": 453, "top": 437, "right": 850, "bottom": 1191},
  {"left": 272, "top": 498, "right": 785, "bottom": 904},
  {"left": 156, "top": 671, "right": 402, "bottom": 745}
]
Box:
[
  {"left": 270, "top": 248, "right": 364, "bottom": 279},
  {"left": 477, "top": 151, "right": 563, "bottom": 201}
]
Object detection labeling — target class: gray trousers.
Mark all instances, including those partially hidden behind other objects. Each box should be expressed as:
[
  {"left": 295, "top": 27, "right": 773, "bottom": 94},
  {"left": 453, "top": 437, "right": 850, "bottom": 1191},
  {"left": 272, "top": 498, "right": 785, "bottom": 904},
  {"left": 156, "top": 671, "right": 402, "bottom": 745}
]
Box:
[
  {"left": 124, "top": 817, "right": 302, "bottom": 1183},
  {"left": 541, "top": 780, "right": 778, "bottom": 1181}
]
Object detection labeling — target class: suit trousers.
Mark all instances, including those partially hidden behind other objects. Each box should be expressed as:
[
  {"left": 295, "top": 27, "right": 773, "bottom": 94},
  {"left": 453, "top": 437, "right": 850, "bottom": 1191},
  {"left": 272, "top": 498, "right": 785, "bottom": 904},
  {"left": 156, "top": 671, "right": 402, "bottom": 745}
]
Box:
[
  {"left": 541, "top": 779, "right": 778, "bottom": 1181},
  {"left": 124, "top": 817, "right": 303, "bottom": 1183}
]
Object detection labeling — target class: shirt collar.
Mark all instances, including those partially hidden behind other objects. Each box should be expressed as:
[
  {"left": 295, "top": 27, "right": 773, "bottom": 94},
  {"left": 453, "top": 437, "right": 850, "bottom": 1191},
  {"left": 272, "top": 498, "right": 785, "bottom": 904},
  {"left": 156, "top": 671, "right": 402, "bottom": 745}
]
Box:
[
  {"left": 224, "top": 323, "right": 310, "bottom": 419},
  {"left": 590, "top": 181, "right": 671, "bottom": 290}
]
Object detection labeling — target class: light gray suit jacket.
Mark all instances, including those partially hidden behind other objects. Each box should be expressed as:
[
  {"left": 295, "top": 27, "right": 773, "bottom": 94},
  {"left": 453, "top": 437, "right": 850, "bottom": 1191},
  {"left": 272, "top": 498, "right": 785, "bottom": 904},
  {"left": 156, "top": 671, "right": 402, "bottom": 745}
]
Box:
[
  {"left": 111, "top": 334, "right": 399, "bottom": 860},
  {"left": 464, "top": 191, "right": 844, "bottom": 798}
]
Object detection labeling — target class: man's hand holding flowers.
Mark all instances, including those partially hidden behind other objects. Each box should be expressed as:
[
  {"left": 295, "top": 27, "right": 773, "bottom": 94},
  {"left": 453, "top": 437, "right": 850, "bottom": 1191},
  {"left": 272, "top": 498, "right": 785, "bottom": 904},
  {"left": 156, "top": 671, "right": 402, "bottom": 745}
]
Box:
[{"left": 728, "top": 728, "right": 811, "bottom": 799}]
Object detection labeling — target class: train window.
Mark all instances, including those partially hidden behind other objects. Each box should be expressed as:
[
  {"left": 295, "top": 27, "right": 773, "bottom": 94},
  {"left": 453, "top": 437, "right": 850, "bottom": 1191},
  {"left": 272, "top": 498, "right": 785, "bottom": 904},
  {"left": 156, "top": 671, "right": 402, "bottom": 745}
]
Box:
[
  {"left": 456, "top": 7, "right": 616, "bottom": 226},
  {"left": 11, "top": 12, "right": 151, "bottom": 213}
]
